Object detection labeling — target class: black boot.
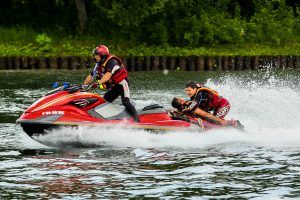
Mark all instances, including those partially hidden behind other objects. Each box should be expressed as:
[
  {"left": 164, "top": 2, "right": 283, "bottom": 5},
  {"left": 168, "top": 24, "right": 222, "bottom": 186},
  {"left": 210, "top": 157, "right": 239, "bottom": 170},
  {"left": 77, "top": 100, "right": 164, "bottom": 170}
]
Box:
[
  {"left": 122, "top": 97, "right": 140, "bottom": 122},
  {"left": 133, "top": 115, "right": 140, "bottom": 122}
]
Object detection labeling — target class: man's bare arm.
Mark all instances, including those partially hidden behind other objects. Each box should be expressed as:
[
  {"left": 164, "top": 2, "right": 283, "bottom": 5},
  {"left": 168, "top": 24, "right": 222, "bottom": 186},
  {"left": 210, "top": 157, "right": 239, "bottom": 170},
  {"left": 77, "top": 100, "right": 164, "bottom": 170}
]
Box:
[{"left": 193, "top": 108, "right": 226, "bottom": 125}]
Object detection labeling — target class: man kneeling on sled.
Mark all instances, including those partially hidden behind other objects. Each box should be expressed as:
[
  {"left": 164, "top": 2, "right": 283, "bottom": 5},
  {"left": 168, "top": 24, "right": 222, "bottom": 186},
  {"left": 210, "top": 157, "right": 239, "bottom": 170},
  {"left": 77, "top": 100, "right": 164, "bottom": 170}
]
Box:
[{"left": 171, "top": 97, "right": 243, "bottom": 129}]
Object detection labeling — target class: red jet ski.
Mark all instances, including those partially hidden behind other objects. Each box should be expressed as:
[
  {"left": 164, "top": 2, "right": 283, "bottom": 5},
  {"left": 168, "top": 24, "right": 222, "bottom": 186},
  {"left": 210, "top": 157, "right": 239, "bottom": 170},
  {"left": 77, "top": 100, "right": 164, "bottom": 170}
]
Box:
[{"left": 16, "top": 84, "right": 240, "bottom": 138}]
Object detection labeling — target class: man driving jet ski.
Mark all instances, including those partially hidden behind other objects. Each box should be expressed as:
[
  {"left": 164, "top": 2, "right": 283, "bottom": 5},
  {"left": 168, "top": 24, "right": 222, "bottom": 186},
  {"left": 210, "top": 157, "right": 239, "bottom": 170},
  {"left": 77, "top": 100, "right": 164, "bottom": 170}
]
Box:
[{"left": 83, "top": 44, "right": 139, "bottom": 122}]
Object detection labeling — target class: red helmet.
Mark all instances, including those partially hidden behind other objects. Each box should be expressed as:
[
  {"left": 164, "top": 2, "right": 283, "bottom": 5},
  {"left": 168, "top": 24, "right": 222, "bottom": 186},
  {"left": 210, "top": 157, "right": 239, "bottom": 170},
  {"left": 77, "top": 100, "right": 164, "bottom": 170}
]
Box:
[{"left": 92, "top": 45, "right": 110, "bottom": 56}]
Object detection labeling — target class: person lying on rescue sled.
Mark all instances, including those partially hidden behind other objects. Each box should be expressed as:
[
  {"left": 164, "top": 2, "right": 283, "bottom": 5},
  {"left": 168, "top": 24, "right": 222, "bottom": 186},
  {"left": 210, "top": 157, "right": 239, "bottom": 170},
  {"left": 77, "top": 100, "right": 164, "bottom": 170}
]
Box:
[
  {"left": 171, "top": 97, "right": 242, "bottom": 128},
  {"left": 84, "top": 44, "right": 139, "bottom": 122},
  {"left": 172, "top": 97, "right": 244, "bottom": 129},
  {"left": 184, "top": 81, "right": 230, "bottom": 119}
]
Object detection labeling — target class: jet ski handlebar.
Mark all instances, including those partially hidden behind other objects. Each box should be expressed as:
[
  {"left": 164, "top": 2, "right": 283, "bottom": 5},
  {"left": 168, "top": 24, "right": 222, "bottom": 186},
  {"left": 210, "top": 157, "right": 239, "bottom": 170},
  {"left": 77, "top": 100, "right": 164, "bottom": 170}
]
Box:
[
  {"left": 67, "top": 82, "right": 102, "bottom": 93},
  {"left": 66, "top": 84, "right": 96, "bottom": 93},
  {"left": 45, "top": 83, "right": 96, "bottom": 96},
  {"left": 85, "top": 83, "right": 97, "bottom": 91}
]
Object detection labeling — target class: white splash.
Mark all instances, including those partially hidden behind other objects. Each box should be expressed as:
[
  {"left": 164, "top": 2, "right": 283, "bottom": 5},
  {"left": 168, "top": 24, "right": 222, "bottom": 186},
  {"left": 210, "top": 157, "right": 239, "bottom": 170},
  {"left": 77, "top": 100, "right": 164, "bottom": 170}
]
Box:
[{"left": 34, "top": 70, "right": 300, "bottom": 149}]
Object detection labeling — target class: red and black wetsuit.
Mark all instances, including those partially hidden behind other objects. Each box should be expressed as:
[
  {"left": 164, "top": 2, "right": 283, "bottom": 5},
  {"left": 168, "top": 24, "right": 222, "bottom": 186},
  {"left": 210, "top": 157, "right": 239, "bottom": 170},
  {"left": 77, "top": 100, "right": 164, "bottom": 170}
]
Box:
[
  {"left": 91, "top": 55, "right": 139, "bottom": 121},
  {"left": 191, "top": 87, "right": 230, "bottom": 118}
]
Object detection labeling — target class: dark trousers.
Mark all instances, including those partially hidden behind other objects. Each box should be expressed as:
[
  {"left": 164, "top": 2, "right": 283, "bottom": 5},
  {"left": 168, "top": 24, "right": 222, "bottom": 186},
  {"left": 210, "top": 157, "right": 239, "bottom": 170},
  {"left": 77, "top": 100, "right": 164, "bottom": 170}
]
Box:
[{"left": 103, "top": 81, "right": 138, "bottom": 120}]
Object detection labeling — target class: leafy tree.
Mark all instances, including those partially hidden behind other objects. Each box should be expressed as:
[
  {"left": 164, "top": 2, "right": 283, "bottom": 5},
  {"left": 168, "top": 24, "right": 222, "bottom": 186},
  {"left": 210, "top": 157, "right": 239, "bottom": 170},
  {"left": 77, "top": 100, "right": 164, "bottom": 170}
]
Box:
[{"left": 0, "top": 0, "right": 299, "bottom": 47}]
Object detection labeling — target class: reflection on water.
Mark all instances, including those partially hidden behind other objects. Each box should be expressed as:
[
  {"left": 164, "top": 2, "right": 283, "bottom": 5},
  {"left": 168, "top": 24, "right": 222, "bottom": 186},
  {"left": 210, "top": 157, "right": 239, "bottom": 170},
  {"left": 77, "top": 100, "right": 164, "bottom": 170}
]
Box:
[
  {"left": 1, "top": 137, "right": 299, "bottom": 199},
  {"left": 0, "top": 70, "right": 300, "bottom": 199}
]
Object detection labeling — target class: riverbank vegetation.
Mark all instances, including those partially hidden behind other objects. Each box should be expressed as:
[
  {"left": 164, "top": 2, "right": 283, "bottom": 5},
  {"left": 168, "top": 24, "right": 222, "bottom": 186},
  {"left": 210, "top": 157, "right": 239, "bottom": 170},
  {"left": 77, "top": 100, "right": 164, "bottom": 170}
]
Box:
[{"left": 0, "top": 0, "right": 299, "bottom": 57}]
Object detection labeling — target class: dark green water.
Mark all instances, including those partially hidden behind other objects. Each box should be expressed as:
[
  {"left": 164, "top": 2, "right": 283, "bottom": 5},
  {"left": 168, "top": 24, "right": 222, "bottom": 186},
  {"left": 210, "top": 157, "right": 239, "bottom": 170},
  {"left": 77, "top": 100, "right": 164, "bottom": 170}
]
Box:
[{"left": 0, "top": 69, "right": 300, "bottom": 199}]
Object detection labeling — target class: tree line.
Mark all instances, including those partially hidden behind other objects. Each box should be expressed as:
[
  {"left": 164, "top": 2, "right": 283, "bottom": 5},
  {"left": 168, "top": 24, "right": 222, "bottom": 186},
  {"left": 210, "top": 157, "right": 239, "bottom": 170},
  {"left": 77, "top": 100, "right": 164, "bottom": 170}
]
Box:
[{"left": 0, "top": 0, "right": 299, "bottom": 47}]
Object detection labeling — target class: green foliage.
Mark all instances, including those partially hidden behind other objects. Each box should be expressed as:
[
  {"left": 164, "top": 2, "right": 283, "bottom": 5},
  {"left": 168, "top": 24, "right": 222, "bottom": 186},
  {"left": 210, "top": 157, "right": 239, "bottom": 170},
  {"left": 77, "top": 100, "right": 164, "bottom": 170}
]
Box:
[
  {"left": 35, "top": 34, "right": 52, "bottom": 46},
  {"left": 0, "top": 26, "right": 37, "bottom": 44},
  {"left": 0, "top": 0, "right": 299, "bottom": 56},
  {"left": 1, "top": 41, "right": 300, "bottom": 57},
  {"left": 197, "top": 13, "right": 244, "bottom": 45},
  {"left": 246, "top": 0, "right": 297, "bottom": 45},
  {"left": 35, "top": 34, "right": 52, "bottom": 55},
  {"left": 146, "top": 21, "right": 169, "bottom": 45},
  {"left": 88, "top": 0, "right": 299, "bottom": 46}
]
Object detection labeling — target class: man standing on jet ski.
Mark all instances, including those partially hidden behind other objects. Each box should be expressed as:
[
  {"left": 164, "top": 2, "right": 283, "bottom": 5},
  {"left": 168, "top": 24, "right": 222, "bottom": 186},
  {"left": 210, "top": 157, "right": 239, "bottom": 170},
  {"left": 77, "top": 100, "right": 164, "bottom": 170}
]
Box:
[{"left": 83, "top": 44, "right": 139, "bottom": 122}]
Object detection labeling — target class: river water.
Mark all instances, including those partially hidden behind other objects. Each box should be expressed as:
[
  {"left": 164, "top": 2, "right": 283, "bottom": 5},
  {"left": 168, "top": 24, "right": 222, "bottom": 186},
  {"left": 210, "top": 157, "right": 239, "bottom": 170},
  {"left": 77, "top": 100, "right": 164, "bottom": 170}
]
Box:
[{"left": 0, "top": 69, "right": 300, "bottom": 199}]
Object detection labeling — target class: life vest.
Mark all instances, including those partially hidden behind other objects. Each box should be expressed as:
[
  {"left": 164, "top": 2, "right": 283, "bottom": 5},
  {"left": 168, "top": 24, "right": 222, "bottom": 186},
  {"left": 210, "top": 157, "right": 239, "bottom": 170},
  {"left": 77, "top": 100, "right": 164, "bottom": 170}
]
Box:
[
  {"left": 98, "top": 55, "right": 128, "bottom": 84},
  {"left": 194, "top": 87, "right": 221, "bottom": 110}
]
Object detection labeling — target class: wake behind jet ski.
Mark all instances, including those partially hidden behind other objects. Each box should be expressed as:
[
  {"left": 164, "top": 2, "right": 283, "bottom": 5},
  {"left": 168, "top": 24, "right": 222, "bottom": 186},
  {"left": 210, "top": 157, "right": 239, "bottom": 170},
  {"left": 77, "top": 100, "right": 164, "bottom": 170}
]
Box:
[{"left": 16, "top": 83, "right": 243, "bottom": 138}]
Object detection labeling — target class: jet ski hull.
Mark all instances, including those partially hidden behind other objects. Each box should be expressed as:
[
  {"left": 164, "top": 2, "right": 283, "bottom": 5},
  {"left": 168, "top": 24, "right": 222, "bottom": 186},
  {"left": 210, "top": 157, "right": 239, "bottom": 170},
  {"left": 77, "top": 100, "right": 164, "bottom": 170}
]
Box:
[
  {"left": 16, "top": 84, "right": 243, "bottom": 139},
  {"left": 17, "top": 119, "right": 200, "bottom": 138}
]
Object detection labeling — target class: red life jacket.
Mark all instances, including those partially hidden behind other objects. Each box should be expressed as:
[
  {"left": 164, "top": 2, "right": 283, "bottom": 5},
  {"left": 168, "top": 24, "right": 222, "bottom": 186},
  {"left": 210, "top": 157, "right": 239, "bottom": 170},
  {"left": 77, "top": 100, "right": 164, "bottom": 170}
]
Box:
[
  {"left": 195, "top": 87, "right": 221, "bottom": 109},
  {"left": 98, "top": 55, "right": 128, "bottom": 84}
]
